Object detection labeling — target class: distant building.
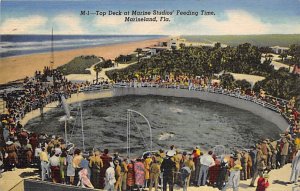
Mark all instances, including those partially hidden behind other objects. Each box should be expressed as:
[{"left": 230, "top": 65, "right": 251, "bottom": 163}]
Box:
[
  {"left": 168, "top": 38, "right": 186, "bottom": 49},
  {"left": 166, "top": 38, "right": 227, "bottom": 49},
  {"left": 271, "top": 46, "right": 289, "bottom": 54}
]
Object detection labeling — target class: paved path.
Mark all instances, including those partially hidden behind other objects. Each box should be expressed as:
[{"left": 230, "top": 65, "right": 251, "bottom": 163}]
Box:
[
  {"left": 98, "top": 61, "right": 137, "bottom": 80},
  {"left": 261, "top": 53, "right": 293, "bottom": 71},
  {"left": 0, "top": 164, "right": 296, "bottom": 191}
]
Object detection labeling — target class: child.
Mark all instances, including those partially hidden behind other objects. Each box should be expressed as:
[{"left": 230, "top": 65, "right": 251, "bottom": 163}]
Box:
[{"left": 256, "top": 173, "right": 269, "bottom": 191}]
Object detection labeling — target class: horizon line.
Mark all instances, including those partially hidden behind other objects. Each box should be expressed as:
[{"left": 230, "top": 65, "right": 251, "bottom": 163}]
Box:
[{"left": 1, "top": 33, "right": 300, "bottom": 36}]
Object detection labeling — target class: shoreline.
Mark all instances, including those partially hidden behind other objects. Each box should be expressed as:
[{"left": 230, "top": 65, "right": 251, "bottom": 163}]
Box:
[
  {"left": 0, "top": 37, "right": 169, "bottom": 84},
  {"left": 0, "top": 36, "right": 167, "bottom": 60}
]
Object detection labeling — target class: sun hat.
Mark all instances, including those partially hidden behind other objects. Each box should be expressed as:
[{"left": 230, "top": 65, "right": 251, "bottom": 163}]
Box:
[
  {"left": 110, "top": 162, "right": 115, "bottom": 167},
  {"left": 6, "top": 140, "right": 13, "bottom": 145},
  {"left": 263, "top": 173, "right": 269, "bottom": 178}
]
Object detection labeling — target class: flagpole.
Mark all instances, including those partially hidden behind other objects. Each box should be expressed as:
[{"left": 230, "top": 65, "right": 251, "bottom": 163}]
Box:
[
  {"left": 64, "top": 117, "right": 68, "bottom": 144},
  {"left": 80, "top": 103, "right": 85, "bottom": 152}
]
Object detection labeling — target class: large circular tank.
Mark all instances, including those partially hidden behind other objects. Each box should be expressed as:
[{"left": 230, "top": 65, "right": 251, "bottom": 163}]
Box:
[{"left": 25, "top": 95, "right": 281, "bottom": 155}]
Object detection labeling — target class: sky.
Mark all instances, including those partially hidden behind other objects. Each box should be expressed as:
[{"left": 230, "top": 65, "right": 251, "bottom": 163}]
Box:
[{"left": 1, "top": 0, "right": 300, "bottom": 35}]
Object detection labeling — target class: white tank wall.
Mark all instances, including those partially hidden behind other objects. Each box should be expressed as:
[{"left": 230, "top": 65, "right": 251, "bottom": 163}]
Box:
[{"left": 112, "top": 88, "right": 289, "bottom": 131}]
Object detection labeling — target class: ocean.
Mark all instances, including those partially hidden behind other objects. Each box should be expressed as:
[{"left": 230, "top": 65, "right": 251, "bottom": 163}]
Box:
[{"left": 0, "top": 35, "right": 164, "bottom": 58}]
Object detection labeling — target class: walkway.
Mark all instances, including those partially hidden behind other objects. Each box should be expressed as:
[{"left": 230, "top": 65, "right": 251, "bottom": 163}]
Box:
[
  {"left": 0, "top": 164, "right": 296, "bottom": 191},
  {"left": 261, "top": 53, "right": 293, "bottom": 71},
  {"left": 98, "top": 61, "right": 137, "bottom": 80}
]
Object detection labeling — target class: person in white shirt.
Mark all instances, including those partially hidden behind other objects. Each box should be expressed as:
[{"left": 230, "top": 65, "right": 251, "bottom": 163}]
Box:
[
  {"left": 197, "top": 151, "right": 215, "bottom": 186},
  {"left": 105, "top": 162, "right": 116, "bottom": 191},
  {"left": 49, "top": 153, "right": 61, "bottom": 183},
  {"left": 166, "top": 145, "right": 176, "bottom": 157}
]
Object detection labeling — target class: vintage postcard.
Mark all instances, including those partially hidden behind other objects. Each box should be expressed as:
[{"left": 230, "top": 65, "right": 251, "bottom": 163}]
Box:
[{"left": 0, "top": 0, "right": 300, "bottom": 191}]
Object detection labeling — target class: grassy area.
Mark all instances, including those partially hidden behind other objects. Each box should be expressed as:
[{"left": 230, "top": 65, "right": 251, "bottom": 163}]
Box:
[
  {"left": 182, "top": 34, "right": 300, "bottom": 47},
  {"left": 57, "top": 55, "right": 100, "bottom": 75}
]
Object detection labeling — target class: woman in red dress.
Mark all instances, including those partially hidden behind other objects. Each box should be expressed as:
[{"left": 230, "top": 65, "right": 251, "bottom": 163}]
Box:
[
  {"left": 127, "top": 160, "right": 135, "bottom": 190},
  {"left": 208, "top": 155, "right": 221, "bottom": 186}
]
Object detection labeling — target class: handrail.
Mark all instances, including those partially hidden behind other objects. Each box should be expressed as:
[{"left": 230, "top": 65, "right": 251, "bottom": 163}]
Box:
[{"left": 2, "top": 80, "right": 295, "bottom": 132}]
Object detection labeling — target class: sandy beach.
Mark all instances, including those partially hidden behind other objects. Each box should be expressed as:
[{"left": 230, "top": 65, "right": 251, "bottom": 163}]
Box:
[{"left": 0, "top": 37, "right": 168, "bottom": 85}]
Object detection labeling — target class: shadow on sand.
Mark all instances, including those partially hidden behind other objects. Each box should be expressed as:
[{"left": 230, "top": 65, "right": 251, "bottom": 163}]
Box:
[
  {"left": 272, "top": 180, "right": 290, "bottom": 186},
  {"left": 239, "top": 183, "right": 252, "bottom": 188},
  {"left": 19, "top": 170, "right": 40, "bottom": 178}
]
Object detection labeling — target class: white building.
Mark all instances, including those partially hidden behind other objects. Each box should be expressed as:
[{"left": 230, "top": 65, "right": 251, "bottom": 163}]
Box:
[
  {"left": 167, "top": 38, "right": 186, "bottom": 49},
  {"left": 271, "top": 46, "right": 289, "bottom": 54}
]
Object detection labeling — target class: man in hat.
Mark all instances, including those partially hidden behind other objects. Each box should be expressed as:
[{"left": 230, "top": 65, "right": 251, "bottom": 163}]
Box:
[
  {"left": 269, "top": 139, "right": 277, "bottom": 169},
  {"left": 184, "top": 155, "right": 195, "bottom": 186},
  {"left": 223, "top": 157, "right": 242, "bottom": 191},
  {"left": 197, "top": 151, "right": 215, "bottom": 186},
  {"left": 114, "top": 160, "right": 122, "bottom": 191},
  {"left": 144, "top": 153, "right": 152, "bottom": 188},
  {"left": 280, "top": 136, "right": 290, "bottom": 167},
  {"left": 120, "top": 158, "right": 128, "bottom": 191},
  {"left": 159, "top": 149, "right": 166, "bottom": 159},
  {"left": 216, "top": 158, "right": 229, "bottom": 190},
  {"left": 89, "top": 149, "right": 103, "bottom": 189},
  {"left": 100, "top": 148, "right": 112, "bottom": 189},
  {"left": 250, "top": 145, "right": 265, "bottom": 187},
  {"left": 5, "top": 140, "right": 18, "bottom": 170},
  {"left": 49, "top": 152, "right": 61, "bottom": 183},
  {"left": 173, "top": 150, "right": 181, "bottom": 185},
  {"left": 161, "top": 152, "right": 176, "bottom": 191},
  {"left": 249, "top": 146, "right": 257, "bottom": 177},
  {"left": 113, "top": 152, "right": 122, "bottom": 166},
  {"left": 149, "top": 159, "right": 161, "bottom": 191},
  {"left": 180, "top": 166, "right": 191, "bottom": 191}
]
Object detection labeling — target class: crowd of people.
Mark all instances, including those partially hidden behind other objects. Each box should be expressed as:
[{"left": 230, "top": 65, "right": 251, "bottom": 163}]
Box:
[
  {"left": 0, "top": 69, "right": 299, "bottom": 191},
  {"left": 1, "top": 67, "right": 93, "bottom": 124},
  {"left": 0, "top": 126, "right": 298, "bottom": 191},
  {"left": 113, "top": 76, "right": 299, "bottom": 132}
]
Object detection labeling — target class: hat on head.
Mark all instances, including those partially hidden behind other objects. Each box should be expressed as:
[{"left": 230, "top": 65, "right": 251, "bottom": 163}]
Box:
[
  {"left": 6, "top": 140, "right": 13, "bottom": 145},
  {"left": 263, "top": 173, "right": 269, "bottom": 178},
  {"left": 95, "top": 150, "right": 100, "bottom": 155},
  {"left": 110, "top": 162, "right": 115, "bottom": 168}
]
